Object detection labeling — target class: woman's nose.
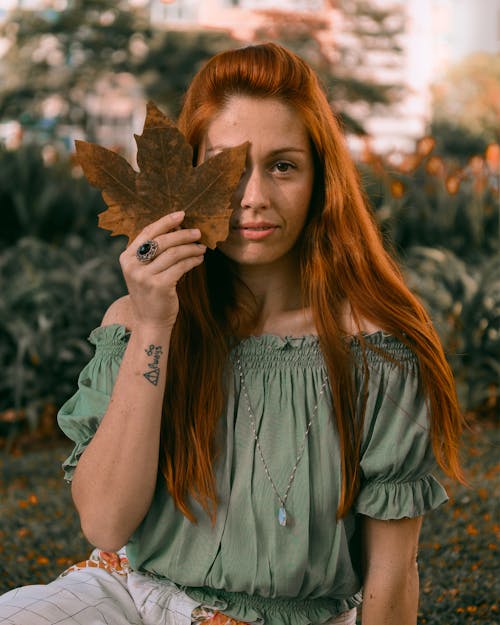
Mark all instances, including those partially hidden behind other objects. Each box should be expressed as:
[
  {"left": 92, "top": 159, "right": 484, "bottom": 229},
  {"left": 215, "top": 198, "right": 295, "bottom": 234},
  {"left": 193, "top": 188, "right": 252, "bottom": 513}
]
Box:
[{"left": 238, "top": 167, "right": 269, "bottom": 210}]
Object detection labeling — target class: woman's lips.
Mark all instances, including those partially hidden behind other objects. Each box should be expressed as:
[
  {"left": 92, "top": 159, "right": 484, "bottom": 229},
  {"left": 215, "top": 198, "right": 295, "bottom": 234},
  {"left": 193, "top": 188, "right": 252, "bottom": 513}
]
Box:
[
  {"left": 234, "top": 224, "right": 277, "bottom": 241},
  {"left": 232, "top": 223, "right": 278, "bottom": 241}
]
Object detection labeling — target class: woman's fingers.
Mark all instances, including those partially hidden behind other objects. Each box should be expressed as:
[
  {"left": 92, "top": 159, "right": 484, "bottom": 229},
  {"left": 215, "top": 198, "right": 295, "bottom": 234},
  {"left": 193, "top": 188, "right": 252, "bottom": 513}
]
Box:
[
  {"left": 159, "top": 253, "right": 205, "bottom": 285},
  {"left": 119, "top": 211, "right": 206, "bottom": 328},
  {"left": 122, "top": 214, "right": 204, "bottom": 274},
  {"left": 125, "top": 241, "right": 206, "bottom": 280},
  {"left": 146, "top": 241, "right": 206, "bottom": 275},
  {"left": 152, "top": 228, "right": 204, "bottom": 257},
  {"left": 128, "top": 211, "right": 186, "bottom": 251},
  {"left": 123, "top": 228, "right": 203, "bottom": 265}
]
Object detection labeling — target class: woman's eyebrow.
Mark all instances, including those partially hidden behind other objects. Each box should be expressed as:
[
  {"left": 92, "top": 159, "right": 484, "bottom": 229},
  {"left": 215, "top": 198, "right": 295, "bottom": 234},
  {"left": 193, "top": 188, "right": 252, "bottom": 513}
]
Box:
[
  {"left": 205, "top": 145, "right": 307, "bottom": 157},
  {"left": 267, "top": 147, "right": 307, "bottom": 157}
]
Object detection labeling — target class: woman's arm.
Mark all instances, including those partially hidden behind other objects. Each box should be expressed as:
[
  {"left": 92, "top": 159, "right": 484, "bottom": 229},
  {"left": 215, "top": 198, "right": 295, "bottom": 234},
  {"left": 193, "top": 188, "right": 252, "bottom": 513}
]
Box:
[
  {"left": 71, "top": 299, "right": 170, "bottom": 552},
  {"left": 360, "top": 515, "right": 423, "bottom": 625},
  {"left": 71, "top": 212, "right": 205, "bottom": 551}
]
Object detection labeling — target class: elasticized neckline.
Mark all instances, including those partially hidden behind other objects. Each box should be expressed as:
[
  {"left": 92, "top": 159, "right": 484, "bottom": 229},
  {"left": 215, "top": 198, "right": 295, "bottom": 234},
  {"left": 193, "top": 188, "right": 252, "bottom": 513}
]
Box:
[
  {"left": 233, "top": 331, "right": 417, "bottom": 369},
  {"left": 89, "top": 324, "right": 417, "bottom": 366}
]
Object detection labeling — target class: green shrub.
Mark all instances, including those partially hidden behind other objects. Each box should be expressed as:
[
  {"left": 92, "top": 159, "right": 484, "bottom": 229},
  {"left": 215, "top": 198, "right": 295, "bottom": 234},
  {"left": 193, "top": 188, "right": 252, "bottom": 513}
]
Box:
[
  {"left": 0, "top": 143, "right": 107, "bottom": 246},
  {"left": 402, "top": 247, "right": 476, "bottom": 350},
  {"left": 430, "top": 120, "right": 490, "bottom": 164},
  {"left": 359, "top": 139, "right": 499, "bottom": 418},
  {"left": 359, "top": 140, "right": 500, "bottom": 260},
  {"left": 402, "top": 246, "right": 499, "bottom": 417},
  {"left": 0, "top": 236, "right": 126, "bottom": 426},
  {"left": 462, "top": 253, "right": 500, "bottom": 417}
]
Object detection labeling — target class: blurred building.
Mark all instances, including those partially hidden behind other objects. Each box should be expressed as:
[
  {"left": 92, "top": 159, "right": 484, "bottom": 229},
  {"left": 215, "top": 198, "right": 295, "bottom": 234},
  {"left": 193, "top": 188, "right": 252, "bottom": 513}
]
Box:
[
  {"left": 150, "top": 0, "right": 325, "bottom": 40},
  {"left": 0, "top": 0, "right": 69, "bottom": 21}
]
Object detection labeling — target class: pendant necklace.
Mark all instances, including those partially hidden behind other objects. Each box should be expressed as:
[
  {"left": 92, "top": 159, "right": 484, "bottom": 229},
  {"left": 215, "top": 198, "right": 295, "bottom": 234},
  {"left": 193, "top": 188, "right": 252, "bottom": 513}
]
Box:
[{"left": 234, "top": 350, "right": 329, "bottom": 527}]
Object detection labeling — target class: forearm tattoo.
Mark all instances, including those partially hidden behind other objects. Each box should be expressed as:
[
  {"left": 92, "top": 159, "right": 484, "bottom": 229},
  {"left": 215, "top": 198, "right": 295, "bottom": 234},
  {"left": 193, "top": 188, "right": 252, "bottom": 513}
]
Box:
[{"left": 143, "top": 344, "right": 163, "bottom": 386}]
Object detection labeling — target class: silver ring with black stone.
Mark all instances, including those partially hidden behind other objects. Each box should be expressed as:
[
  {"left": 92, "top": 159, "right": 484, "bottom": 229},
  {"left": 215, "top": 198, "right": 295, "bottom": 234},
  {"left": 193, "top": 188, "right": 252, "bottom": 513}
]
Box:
[{"left": 136, "top": 239, "right": 159, "bottom": 263}]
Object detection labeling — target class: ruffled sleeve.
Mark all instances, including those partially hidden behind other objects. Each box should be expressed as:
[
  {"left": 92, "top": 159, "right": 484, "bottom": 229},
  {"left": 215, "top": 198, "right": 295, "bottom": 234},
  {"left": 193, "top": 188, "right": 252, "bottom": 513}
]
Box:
[
  {"left": 352, "top": 333, "right": 449, "bottom": 520},
  {"left": 57, "top": 324, "right": 130, "bottom": 482}
]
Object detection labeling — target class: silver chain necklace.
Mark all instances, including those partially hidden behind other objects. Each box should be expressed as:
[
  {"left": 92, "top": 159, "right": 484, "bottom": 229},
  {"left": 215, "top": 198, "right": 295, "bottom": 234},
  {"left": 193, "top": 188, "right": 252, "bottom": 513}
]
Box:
[{"left": 234, "top": 351, "right": 329, "bottom": 527}]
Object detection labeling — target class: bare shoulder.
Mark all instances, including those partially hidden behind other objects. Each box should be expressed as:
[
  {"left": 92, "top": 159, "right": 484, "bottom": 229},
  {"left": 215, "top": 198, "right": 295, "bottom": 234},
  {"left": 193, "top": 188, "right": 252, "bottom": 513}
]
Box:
[
  {"left": 101, "top": 295, "right": 135, "bottom": 331},
  {"left": 352, "top": 318, "right": 383, "bottom": 336},
  {"left": 342, "top": 302, "right": 384, "bottom": 337}
]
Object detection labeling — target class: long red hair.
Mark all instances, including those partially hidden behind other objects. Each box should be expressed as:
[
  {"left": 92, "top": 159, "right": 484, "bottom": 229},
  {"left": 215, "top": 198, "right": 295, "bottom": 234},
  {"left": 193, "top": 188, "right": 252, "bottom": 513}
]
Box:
[{"left": 161, "top": 42, "right": 464, "bottom": 522}]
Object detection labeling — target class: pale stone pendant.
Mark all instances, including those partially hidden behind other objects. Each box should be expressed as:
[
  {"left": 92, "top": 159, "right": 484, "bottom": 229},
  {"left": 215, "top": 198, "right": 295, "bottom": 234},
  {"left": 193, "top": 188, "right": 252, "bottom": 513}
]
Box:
[{"left": 278, "top": 506, "right": 287, "bottom": 526}]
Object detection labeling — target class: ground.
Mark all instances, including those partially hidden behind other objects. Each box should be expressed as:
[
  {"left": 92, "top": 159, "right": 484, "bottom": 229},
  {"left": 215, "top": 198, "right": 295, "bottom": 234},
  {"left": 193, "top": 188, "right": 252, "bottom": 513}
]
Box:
[{"left": 0, "top": 420, "right": 498, "bottom": 624}]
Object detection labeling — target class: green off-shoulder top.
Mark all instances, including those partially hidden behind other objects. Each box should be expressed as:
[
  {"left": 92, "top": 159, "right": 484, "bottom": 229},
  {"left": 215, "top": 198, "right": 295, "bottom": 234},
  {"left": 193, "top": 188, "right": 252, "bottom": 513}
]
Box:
[{"left": 58, "top": 324, "right": 448, "bottom": 625}]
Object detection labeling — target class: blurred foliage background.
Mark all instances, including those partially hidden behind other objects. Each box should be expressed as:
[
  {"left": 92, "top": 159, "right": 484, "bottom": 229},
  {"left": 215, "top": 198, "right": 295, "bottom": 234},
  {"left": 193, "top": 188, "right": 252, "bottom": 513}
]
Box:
[{"left": 0, "top": 0, "right": 498, "bottom": 446}]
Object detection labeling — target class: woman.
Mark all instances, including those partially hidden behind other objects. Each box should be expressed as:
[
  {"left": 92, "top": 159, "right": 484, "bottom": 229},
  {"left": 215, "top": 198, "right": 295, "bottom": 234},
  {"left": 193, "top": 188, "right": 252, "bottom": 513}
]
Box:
[{"left": 0, "top": 42, "right": 464, "bottom": 625}]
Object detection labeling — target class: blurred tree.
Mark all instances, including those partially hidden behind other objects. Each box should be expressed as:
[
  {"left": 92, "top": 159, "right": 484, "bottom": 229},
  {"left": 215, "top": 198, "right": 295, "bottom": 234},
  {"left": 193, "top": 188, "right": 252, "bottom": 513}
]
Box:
[
  {"left": 0, "top": 0, "right": 406, "bottom": 140},
  {"left": 0, "top": 0, "right": 238, "bottom": 138},
  {"left": 431, "top": 52, "right": 500, "bottom": 149},
  {"left": 252, "top": 0, "right": 405, "bottom": 134}
]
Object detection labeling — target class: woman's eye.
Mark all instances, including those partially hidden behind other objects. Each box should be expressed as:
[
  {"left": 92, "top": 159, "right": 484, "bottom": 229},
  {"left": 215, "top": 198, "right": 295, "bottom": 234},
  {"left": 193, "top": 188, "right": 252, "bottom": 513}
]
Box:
[{"left": 274, "top": 161, "right": 294, "bottom": 173}]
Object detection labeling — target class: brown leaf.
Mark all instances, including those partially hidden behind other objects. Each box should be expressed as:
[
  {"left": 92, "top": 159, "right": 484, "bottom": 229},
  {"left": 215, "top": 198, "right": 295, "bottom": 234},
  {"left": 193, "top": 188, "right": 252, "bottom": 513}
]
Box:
[{"left": 75, "top": 101, "right": 248, "bottom": 249}]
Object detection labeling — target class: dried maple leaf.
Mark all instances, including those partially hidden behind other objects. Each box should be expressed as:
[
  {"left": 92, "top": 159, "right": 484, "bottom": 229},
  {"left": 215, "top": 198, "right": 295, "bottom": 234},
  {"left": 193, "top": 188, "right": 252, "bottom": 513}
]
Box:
[{"left": 75, "top": 101, "right": 248, "bottom": 249}]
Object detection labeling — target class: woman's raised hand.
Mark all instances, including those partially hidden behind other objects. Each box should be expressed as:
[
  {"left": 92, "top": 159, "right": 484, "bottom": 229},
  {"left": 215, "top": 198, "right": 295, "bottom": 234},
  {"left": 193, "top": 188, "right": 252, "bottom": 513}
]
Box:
[{"left": 119, "top": 211, "right": 206, "bottom": 330}]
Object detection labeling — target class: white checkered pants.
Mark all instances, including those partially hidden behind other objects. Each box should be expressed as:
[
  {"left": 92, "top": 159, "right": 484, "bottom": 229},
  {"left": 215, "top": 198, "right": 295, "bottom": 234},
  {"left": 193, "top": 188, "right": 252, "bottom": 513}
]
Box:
[
  {"left": 0, "top": 549, "right": 357, "bottom": 625},
  {"left": 0, "top": 556, "right": 203, "bottom": 625}
]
